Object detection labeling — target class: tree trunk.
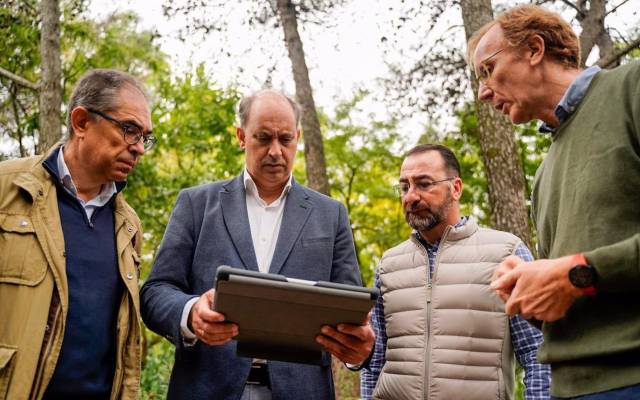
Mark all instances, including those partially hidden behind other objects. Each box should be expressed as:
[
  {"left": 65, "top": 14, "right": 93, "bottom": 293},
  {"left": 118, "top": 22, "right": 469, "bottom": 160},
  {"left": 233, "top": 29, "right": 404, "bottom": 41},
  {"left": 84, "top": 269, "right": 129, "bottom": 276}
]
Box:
[
  {"left": 276, "top": 0, "right": 330, "bottom": 195},
  {"left": 460, "top": 0, "right": 534, "bottom": 251},
  {"left": 574, "top": 0, "right": 616, "bottom": 68},
  {"left": 38, "top": 0, "right": 62, "bottom": 153}
]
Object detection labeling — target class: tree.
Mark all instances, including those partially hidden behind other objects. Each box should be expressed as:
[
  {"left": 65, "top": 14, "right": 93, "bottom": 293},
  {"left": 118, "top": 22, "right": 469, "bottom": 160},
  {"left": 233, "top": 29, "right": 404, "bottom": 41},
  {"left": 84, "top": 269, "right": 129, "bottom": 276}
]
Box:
[
  {"left": 38, "top": 0, "right": 62, "bottom": 151},
  {"left": 0, "top": 0, "right": 62, "bottom": 153},
  {"left": 276, "top": 0, "right": 330, "bottom": 195},
  {"left": 535, "top": 0, "right": 640, "bottom": 68},
  {"left": 162, "top": 0, "right": 345, "bottom": 195},
  {"left": 459, "top": 0, "right": 533, "bottom": 249},
  {"left": 0, "top": 1, "right": 169, "bottom": 158}
]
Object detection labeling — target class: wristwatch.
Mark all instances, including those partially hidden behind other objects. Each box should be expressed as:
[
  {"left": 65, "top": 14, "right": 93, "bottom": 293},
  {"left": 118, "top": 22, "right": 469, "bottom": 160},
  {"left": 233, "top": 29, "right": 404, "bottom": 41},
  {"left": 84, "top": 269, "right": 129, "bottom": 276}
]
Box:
[{"left": 568, "top": 253, "right": 597, "bottom": 295}]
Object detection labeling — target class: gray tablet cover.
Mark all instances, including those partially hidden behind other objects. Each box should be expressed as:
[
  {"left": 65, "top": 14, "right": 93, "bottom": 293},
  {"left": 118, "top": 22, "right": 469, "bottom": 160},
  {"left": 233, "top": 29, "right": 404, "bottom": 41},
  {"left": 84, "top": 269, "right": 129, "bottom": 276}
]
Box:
[{"left": 213, "top": 266, "right": 379, "bottom": 365}]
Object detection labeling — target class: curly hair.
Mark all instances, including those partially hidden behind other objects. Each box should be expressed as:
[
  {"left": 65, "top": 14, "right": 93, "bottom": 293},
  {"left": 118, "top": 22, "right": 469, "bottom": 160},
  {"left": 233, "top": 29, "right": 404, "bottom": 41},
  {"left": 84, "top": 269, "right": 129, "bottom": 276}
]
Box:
[{"left": 467, "top": 5, "right": 580, "bottom": 70}]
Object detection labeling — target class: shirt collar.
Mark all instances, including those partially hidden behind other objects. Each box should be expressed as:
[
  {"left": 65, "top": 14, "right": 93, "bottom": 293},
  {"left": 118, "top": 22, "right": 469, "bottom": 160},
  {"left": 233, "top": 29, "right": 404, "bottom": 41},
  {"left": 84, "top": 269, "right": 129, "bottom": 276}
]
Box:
[
  {"left": 414, "top": 215, "right": 469, "bottom": 248},
  {"left": 539, "top": 65, "right": 601, "bottom": 133},
  {"left": 56, "top": 145, "right": 118, "bottom": 202},
  {"left": 243, "top": 167, "right": 292, "bottom": 205}
]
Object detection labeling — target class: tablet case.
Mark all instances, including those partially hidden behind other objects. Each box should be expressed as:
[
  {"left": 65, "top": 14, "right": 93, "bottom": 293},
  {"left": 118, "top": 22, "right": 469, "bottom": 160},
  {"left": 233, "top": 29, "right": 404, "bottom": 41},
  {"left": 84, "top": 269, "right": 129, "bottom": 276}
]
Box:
[{"left": 213, "top": 265, "right": 379, "bottom": 365}]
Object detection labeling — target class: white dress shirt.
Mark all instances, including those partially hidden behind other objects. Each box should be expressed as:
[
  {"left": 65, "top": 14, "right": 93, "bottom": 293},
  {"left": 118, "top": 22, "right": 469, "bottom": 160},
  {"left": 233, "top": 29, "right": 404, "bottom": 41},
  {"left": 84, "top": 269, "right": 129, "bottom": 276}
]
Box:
[
  {"left": 57, "top": 146, "right": 117, "bottom": 220},
  {"left": 180, "top": 169, "right": 293, "bottom": 339}
]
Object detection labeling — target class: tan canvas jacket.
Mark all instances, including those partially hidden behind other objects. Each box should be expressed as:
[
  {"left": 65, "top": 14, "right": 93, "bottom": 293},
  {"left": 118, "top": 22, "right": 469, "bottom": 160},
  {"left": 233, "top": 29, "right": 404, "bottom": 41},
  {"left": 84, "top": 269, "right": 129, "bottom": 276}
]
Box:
[{"left": 0, "top": 146, "right": 143, "bottom": 400}]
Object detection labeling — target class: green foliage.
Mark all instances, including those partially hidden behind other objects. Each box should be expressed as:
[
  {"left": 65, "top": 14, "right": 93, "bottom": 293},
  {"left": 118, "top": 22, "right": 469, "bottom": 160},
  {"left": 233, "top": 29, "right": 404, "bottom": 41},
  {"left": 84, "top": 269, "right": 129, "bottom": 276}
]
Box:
[
  {"left": 140, "top": 328, "right": 175, "bottom": 399},
  {"left": 126, "top": 66, "right": 241, "bottom": 273},
  {"left": 0, "top": 1, "right": 169, "bottom": 157},
  {"left": 321, "top": 91, "right": 410, "bottom": 286}
]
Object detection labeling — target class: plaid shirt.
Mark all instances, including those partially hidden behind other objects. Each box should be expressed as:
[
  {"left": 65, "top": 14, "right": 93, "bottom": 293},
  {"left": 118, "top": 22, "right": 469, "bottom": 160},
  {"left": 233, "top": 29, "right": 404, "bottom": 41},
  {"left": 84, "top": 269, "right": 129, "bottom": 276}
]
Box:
[{"left": 361, "top": 218, "right": 551, "bottom": 399}]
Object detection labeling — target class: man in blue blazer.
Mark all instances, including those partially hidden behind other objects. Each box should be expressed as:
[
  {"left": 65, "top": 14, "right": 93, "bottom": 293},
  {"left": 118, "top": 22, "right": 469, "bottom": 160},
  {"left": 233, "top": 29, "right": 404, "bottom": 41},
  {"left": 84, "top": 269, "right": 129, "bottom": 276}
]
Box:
[{"left": 141, "top": 89, "right": 375, "bottom": 399}]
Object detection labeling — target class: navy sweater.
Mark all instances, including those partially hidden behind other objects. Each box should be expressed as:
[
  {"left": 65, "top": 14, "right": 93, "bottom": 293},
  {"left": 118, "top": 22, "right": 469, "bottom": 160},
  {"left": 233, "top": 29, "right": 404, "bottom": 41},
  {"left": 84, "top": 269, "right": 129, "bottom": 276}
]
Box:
[{"left": 42, "top": 150, "right": 123, "bottom": 399}]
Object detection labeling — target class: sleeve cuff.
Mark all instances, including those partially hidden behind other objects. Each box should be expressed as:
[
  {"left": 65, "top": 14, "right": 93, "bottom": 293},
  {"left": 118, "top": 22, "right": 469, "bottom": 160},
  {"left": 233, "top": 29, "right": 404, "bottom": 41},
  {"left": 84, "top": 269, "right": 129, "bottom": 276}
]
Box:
[{"left": 180, "top": 297, "right": 200, "bottom": 345}]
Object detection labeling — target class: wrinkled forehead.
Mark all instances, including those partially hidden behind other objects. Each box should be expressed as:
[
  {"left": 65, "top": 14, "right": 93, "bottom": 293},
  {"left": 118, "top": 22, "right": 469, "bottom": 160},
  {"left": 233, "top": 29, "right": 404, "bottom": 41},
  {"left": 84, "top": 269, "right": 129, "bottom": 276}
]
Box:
[{"left": 473, "top": 24, "right": 507, "bottom": 68}]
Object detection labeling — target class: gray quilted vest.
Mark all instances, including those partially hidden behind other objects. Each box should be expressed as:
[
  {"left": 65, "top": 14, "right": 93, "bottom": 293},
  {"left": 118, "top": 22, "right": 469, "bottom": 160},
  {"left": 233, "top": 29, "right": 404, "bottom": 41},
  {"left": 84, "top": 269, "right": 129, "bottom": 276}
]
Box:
[{"left": 373, "top": 218, "right": 520, "bottom": 400}]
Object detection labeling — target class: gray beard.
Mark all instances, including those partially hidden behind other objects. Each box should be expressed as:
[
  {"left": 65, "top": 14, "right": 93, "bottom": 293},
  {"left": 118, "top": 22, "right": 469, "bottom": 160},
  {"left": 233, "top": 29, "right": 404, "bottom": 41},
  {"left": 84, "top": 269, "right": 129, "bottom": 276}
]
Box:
[
  {"left": 405, "top": 212, "right": 440, "bottom": 232},
  {"left": 404, "top": 189, "right": 453, "bottom": 233}
]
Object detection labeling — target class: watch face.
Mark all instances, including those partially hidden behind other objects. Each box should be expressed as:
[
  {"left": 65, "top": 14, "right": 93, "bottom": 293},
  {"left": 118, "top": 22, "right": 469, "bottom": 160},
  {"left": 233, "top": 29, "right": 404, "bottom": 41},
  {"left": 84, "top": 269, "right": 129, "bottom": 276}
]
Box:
[{"left": 569, "top": 264, "right": 595, "bottom": 288}]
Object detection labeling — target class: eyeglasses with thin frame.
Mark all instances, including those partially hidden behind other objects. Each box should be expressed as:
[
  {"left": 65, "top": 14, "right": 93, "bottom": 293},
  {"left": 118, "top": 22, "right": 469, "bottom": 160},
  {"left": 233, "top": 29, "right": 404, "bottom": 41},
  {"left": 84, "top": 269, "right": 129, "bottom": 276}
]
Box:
[
  {"left": 394, "top": 177, "right": 455, "bottom": 197},
  {"left": 476, "top": 47, "right": 506, "bottom": 83},
  {"left": 86, "top": 108, "right": 156, "bottom": 151}
]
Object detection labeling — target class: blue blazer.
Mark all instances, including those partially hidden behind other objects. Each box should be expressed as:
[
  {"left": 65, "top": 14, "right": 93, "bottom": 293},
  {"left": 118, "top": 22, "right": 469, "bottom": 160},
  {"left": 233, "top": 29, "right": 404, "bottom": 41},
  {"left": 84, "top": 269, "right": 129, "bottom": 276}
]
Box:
[{"left": 141, "top": 174, "right": 361, "bottom": 400}]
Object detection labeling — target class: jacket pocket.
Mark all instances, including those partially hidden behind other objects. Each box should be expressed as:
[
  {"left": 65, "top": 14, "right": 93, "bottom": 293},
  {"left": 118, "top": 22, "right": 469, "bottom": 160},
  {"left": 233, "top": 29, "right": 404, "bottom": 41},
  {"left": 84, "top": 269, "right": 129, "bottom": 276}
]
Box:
[
  {"left": 0, "top": 345, "right": 17, "bottom": 400},
  {"left": 0, "top": 214, "right": 48, "bottom": 286},
  {"left": 301, "top": 237, "right": 332, "bottom": 247}
]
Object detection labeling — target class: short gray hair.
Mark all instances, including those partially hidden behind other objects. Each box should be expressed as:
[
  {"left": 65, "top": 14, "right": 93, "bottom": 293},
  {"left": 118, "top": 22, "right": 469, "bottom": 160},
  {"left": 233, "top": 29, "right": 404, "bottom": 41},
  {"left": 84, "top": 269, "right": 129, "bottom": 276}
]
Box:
[
  {"left": 237, "top": 89, "right": 301, "bottom": 128},
  {"left": 66, "top": 69, "right": 149, "bottom": 138}
]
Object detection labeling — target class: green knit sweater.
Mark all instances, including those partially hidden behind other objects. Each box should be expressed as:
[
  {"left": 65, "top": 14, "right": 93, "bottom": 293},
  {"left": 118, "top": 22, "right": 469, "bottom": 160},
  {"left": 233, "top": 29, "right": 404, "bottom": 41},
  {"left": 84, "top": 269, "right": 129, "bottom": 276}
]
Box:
[{"left": 532, "top": 60, "right": 640, "bottom": 397}]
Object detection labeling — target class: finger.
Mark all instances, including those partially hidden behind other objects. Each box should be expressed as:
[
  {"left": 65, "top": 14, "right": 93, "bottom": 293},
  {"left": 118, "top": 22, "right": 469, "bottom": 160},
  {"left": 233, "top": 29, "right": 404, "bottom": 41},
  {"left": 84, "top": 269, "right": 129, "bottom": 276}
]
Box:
[
  {"left": 199, "top": 321, "right": 238, "bottom": 336},
  {"left": 320, "top": 326, "right": 358, "bottom": 351},
  {"left": 316, "top": 334, "right": 357, "bottom": 363},
  {"left": 197, "top": 308, "right": 227, "bottom": 324},
  {"left": 491, "top": 268, "right": 521, "bottom": 292},
  {"left": 495, "top": 289, "right": 511, "bottom": 302},
  {"left": 196, "top": 323, "right": 238, "bottom": 344},
  {"left": 504, "top": 296, "right": 521, "bottom": 316},
  {"left": 492, "top": 256, "right": 522, "bottom": 281},
  {"left": 336, "top": 323, "right": 374, "bottom": 342}
]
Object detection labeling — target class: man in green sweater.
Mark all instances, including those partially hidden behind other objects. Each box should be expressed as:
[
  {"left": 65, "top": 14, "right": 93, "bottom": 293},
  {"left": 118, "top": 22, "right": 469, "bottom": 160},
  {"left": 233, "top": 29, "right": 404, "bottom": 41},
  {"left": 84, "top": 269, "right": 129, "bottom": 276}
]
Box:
[{"left": 467, "top": 4, "right": 640, "bottom": 400}]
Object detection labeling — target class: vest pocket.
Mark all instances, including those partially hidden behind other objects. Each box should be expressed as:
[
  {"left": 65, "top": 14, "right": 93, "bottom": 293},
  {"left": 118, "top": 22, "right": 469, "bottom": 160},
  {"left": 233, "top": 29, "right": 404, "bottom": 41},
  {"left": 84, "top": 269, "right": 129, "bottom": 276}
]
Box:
[
  {"left": 0, "top": 214, "right": 48, "bottom": 286},
  {"left": 0, "top": 345, "right": 17, "bottom": 400}
]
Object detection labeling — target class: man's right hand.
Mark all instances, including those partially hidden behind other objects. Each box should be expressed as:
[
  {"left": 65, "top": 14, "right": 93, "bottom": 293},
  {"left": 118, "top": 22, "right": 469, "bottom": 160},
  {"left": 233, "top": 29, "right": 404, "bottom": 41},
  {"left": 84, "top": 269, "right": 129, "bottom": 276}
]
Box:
[{"left": 188, "top": 288, "right": 239, "bottom": 346}]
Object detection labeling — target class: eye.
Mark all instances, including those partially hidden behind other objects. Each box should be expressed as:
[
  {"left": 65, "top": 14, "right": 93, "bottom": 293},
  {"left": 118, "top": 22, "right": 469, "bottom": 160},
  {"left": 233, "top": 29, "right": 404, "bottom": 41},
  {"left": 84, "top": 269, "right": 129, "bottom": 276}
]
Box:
[
  {"left": 479, "top": 64, "right": 493, "bottom": 81},
  {"left": 415, "top": 181, "right": 434, "bottom": 191},
  {"left": 397, "top": 183, "right": 409, "bottom": 195},
  {"left": 279, "top": 134, "right": 294, "bottom": 145},
  {"left": 256, "top": 132, "right": 273, "bottom": 143},
  {"left": 122, "top": 123, "right": 143, "bottom": 137}
]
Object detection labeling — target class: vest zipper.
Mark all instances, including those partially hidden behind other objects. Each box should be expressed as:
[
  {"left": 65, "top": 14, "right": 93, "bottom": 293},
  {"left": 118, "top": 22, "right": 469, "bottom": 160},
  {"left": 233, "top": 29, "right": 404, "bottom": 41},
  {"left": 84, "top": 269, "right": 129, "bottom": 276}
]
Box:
[{"left": 423, "top": 226, "right": 453, "bottom": 400}]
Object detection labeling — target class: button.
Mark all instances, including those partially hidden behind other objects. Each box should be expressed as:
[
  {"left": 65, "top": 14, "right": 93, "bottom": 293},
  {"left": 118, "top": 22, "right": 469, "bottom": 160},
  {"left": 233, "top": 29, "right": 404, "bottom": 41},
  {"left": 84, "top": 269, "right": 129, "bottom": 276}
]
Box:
[
  {"left": 261, "top": 237, "right": 266, "bottom": 242},
  {"left": 127, "top": 226, "right": 133, "bottom": 232},
  {"left": 38, "top": 189, "right": 44, "bottom": 196},
  {"left": 20, "top": 220, "right": 28, "bottom": 227},
  {"left": 45, "top": 324, "right": 51, "bottom": 333},
  {"left": 126, "top": 272, "right": 134, "bottom": 280}
]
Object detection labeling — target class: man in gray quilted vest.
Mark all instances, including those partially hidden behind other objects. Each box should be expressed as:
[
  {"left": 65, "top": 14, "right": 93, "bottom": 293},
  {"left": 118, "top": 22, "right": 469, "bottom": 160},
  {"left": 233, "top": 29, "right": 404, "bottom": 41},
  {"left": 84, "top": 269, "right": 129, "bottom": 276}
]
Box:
[{"left": 360, "top": 144, "right": 550, "bottom": 400}]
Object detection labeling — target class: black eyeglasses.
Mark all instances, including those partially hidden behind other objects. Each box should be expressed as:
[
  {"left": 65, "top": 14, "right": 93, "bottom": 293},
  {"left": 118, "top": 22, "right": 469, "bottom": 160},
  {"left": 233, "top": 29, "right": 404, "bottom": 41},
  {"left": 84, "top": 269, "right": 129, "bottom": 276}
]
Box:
[
  {"left": 394, "top": 177, "right": 455, "bottom": 197},
  {"left": 86, "top": 108, "right": 156, "bottom": 151}
]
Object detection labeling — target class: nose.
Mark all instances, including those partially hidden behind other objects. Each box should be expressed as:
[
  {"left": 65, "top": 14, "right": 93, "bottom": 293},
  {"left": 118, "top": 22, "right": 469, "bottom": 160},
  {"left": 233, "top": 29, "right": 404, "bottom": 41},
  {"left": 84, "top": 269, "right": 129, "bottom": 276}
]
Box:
[
  {"left": 267, "top": 140, "right": 282, "bottom": 159},
  {"left": 478, "top": 81, "right": 493, "bottom": 102},
  {"left": 130, "top": 139, "right": 146, "bottom": 156},
  {"left": 402, "top": 187, "right": 421, "bottom": 207}
]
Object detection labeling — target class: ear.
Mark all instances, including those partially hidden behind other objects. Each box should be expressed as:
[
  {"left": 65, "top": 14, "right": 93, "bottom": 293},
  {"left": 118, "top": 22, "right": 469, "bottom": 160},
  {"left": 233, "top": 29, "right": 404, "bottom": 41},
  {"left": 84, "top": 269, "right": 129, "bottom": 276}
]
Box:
[
  {"left": 527, "top": 34, "right": 545, "bottom": 66},
  {"left": 295, "top": 128, "right": 301, "bottom": 141},
  {"left": 236, "top": 127, "right": 246, "bottom": 150},
  {"left": 451, "top": 177, "right": 463, "bottom": 201},
  {"left": 70, "top": 107, "right": 91, "bottom": 139}
]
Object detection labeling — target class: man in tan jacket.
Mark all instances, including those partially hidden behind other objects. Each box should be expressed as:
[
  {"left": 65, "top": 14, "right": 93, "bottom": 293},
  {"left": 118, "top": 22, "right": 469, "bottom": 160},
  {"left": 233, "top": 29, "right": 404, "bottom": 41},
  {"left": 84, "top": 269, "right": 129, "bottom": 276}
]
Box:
[
  {"left": 0, "top": 69, "right": 153, "bottom": 400},
  {"left": 360, "top": 144, "right": 550, "bottom": 400}
]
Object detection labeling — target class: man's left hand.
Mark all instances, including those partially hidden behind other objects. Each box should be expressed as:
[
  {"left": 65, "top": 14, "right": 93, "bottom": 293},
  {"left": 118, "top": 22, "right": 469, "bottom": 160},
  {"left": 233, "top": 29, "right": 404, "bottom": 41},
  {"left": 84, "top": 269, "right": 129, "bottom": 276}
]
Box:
[
  {"left": 316, "top": 312, "right": 375, "bottom": 365},
  {"left": 491, "top": 255, "right": 583, "bottom": 321}
]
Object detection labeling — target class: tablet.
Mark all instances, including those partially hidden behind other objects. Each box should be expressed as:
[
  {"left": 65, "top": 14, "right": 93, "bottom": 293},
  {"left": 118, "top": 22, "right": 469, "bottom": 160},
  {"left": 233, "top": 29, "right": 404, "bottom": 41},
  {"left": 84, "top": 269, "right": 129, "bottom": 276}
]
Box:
[{"left": 213, "top": 265, "right": 379, "bottom": 365}]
